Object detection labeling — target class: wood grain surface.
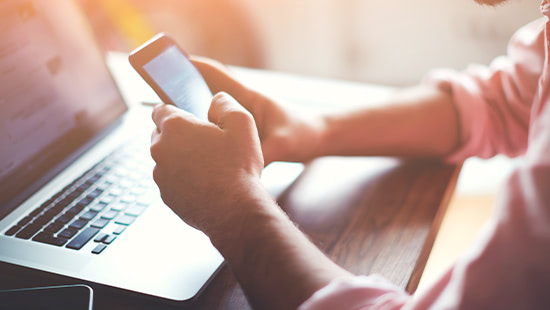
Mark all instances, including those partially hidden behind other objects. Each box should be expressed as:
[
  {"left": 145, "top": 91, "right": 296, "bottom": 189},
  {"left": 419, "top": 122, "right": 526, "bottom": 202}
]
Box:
[{"left": 0, "top": 156, "right": 458, "bottom": 310}]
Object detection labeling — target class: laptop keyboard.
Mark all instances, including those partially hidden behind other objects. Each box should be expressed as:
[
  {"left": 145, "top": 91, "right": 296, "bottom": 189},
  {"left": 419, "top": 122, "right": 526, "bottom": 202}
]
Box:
[{"left": 3, "top": 138, "right": 157, "bottom": 255}]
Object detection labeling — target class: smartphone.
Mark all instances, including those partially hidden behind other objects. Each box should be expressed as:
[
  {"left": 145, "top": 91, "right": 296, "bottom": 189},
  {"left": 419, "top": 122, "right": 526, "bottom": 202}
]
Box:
[
  {"left": 129, "top": 33, "right": 212, "bottom": 120},
  {"left": 0, "top": 284, "right": 93, "bottom": 310}
]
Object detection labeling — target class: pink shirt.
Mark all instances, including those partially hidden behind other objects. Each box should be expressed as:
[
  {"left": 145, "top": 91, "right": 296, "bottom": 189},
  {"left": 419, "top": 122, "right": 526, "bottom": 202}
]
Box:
[{"left": 299, "top": 2, "right": 550, "bottom": 309}]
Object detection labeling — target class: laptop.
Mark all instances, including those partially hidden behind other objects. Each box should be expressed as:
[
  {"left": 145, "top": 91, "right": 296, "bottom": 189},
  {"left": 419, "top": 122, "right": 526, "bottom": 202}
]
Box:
[{"left": 0, "top": 0, "right": 302, "bottom": 303}]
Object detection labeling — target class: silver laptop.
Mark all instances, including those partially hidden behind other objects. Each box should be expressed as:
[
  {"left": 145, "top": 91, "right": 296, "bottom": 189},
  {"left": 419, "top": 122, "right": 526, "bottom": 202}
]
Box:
[{"left": 0, "top": 0, "right": 231, "bottom": 302}]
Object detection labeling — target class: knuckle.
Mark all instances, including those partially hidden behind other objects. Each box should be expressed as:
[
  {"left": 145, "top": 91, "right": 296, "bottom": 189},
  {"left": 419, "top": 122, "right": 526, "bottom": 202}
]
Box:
[
  {"left": 152, "top": 165, "right": 162, "bottom": 184},
  {"left": 150, "top": 142, "right": 163, "bottom": 162},
  {"left": 152, "top": 103, "right": 163, "bottom": 115},
  {"left": 162, "top": 115, "right": 183, "bottom": 132},
  {"left": 227, "top": 109, "right": 253, "bottom": 124},
  {"left": 212, "top": 92, "right": 228, "bottom": 102}
]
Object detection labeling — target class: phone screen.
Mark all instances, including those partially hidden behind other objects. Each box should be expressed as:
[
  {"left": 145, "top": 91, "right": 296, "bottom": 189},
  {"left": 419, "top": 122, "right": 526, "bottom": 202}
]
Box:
[
  {"left": 0, "top": 285, "right": 93, "bottom": 310},
  {"left": 142, "top": 45, "right": 212, "bottom": 120}
]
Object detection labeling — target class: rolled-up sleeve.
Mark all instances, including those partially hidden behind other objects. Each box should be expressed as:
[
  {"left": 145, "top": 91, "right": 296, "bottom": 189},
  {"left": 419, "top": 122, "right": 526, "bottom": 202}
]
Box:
[
  {"left": 298, "top": 275, "right": 410, "bottom": 310},
  {"left": 424, "top": 19, "right": 545, "bottom": 163}
]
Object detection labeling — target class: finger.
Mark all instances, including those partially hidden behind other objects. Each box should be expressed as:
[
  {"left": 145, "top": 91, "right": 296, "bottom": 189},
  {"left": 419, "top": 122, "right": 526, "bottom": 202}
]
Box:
[
  {"left": 208, "top": 92, "right": 255, "bottom": 132},
  {"left": 190, "top": 56, "right": 255, "bottom": 111},
  {"left": 151, "top": 128, "right": 160, "bottom": 144},
  {"left": 152, "top": 104, "right": 176, "bottom": 130},
  {"left": 152, "top": 103, "right": 197, "bottom": 132}
]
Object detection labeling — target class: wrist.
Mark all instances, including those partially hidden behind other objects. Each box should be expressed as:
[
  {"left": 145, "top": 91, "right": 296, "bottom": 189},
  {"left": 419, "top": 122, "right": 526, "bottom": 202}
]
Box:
[
  {"left": 206, "top": 179, "right": 280, "bottom": 258},
  {"left": 314, "top": 113, "right": 331, "bottom": 158},
  {"left": 291, "top": 110, "right": 330, "bottom": 162}
]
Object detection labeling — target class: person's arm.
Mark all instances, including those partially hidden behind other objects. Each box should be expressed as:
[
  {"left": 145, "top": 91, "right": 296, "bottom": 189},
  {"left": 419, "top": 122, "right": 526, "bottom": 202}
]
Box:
[
  {"left": 191, "top": 56, "right": 460, "bottom": 164},
  {"left": 210, "top": 182, "right": 354, "bottom": 309},
  {"left": 150, "top": 95, "right": 352, "bottom": 310},
  {"left": 192, "top": 17, "right": 544, "bottom": 165},
  {"left": 318, "top": 86, "right": 458, "bottom": 158}
]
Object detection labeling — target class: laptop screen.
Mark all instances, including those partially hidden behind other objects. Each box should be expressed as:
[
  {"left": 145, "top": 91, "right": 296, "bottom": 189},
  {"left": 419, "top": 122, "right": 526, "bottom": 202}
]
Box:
[{"left": 0, "top": 0, "right": 127, "bottom": 218}]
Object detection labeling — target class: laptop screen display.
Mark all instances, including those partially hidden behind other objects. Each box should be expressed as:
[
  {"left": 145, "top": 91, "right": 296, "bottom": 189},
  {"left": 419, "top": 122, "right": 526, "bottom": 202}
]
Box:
[{"left": 0, "top": 0, "right": 127, "bottom": 218}]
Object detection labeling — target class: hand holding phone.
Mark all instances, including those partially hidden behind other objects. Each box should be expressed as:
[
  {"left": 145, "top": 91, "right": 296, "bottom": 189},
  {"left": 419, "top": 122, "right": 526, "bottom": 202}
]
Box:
[{"left": 129, "top": 34, "right": 212, "bottom": 121}]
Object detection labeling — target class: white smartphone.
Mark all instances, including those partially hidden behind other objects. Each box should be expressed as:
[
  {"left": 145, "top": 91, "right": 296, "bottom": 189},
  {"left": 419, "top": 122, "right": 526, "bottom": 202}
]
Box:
[
  {"left": 0, "top": 284, "right": 93, "bottom": 310},
  {"left": 128, "top": 33, "right": 212, "bottom": 120}
]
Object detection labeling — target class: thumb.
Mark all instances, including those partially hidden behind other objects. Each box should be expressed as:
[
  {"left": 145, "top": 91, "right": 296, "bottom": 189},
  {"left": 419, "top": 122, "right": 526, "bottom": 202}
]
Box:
[
  {"left": 208, "top": 92, "right": 256, "bottom": 133},
  {"left": 190, "top": 56, "right": 254, "bottom": 110}
]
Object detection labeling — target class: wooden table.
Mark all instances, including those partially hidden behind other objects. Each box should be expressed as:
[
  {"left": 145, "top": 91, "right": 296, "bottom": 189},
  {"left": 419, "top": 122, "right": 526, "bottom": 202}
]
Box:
[{"left": 1, "top": 156, "right": 458, "bottom": 309}]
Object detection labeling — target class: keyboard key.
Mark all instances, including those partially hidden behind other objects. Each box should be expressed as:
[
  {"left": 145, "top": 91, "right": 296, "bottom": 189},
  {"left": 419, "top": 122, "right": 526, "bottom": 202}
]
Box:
[
  {"left": 110, "top": 203, "right": 128, "bottom": 212},
  {"left": 96, "top": 182, "right": 111, "bottom": 191},
  {"left": 76, "top": 183, "right": 91, "bottom": 193},
  {"left": 43, "top": 210, "right": 61, "bottom": 220},
  {"left": 90, "top": 202, "right": 107, "bottom": 212},
  {"left": 72, "top": 184, "right": 86, "bottom": 193},
  {"left": 91, "top": 218, "right": 109, "bottom": 228},
  {"left": 69, "top": 219, "right": 88, "bottom": 230},
  {"left": 120, "top": 195, "right": 136, "bottom": 204},
  {"left": 58, "top": 228, "right": 78, "bottom": 239},
  {"left": 101, "top": 210, "right": 118, "bottom": 220},
  {"left": 33, "top": 200, "right": 52, "bottom": 215},
  {"left": 48, "top": 203, "right": 67, "bottom": 214},
  {"left": 82, "top": 180, "right": 95, "bottom": 189},
  {"left": 94, "top": 233, "right": 107, "bottom": 242},
  {"left": 80, "top": 211, "right": 98, "bottom": 221},
  {"left": 15, "top": 223, "right": 42, "bottom": 239},
  {"left": 107, "top": 187, "right": 123, "bottom": 196},
  {"left": 45, "top": 221, "right": 65, "bottom": 233},
  {"left": 5, "top": 225, "right": 21, "bottom": 236},
  {"left": 129, "top": 187, "right": 146, "bottom": 196},
  {"left": 32, "top": 232, "right": 68, "bottom": 246},
  {"left": 87, "top": 175, "right": 101, "bottom": 183},
  {"left": 100, "top": 195, "right": 117, "bottom": 204},
  {"left": 119, "top": 180, "right": 133, "bottom": 189},
  {"left": 113, "top": 168, "right": 128, "bottom": 178},
  {"left": 66, "top": 227, "right": 99, "bottom": 250},
  {"left": 125, "top": 205, "right": 146, "bottom": 216},
  {"left": 17, "top": 216, "right": 33, "bottom": 226},
  {"left": 103, "top": 235, "right": 116, "bottom": 244},
  {"left": 32, "top": 214, "right": 53, "bottom": 226},
  {"left": 136, "top": 194, "right": 155, "bottom": 206},
  {"left": 92, "top": 243, "right": 107, "bottom": 254},
  {"left": 49, "top": 191, "right": 64, "bottom": 203},
  {"left": 115, "top": 214, "right": 135, "bottom": 226},
  {"left": 57, "top": 213, "right": 74, "bottom": 224},
  {"left": 29, "top": 207, "right": 43, "bottom": 217},
  {"left": 57, "top": 197, "right": 73, "bottom": 208},
  {"left": 66, "top": 205, "right": 84, "bottom": 215},
  {"left": 112, "top": 225, "right": 125, "bottom": 235},
  {"left": 88, "top": 189, "right": 104, "bottom": 198},
  {"left": 77, "top": 196, "right": 94, "bottom": 207},
  {"left": 67, "top": 190, "right": 82, "bottom": 199}
]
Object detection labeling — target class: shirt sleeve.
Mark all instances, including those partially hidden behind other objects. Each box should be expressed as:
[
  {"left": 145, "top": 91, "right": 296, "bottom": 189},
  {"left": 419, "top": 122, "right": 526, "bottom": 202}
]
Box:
[
  {"left": 423, "top": 18, "right": 546, "bottom": 163},
  {"left": 297, "top": 275, "right": 410, "bottom": 310}
]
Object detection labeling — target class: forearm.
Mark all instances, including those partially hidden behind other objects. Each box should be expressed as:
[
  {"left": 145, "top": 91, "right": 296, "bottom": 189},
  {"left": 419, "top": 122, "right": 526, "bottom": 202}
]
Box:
[
  {"left": 318, "top": 84, "right": 459, "bottom": 158},
  {"left": 209, "top": 181, "right": 352, "bottom": 310}
]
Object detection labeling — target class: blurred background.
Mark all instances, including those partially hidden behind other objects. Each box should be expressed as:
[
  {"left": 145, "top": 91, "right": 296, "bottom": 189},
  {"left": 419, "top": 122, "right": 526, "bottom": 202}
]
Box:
[{"left": 80, "top": 0, "right": 541, "bottom": 86}]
